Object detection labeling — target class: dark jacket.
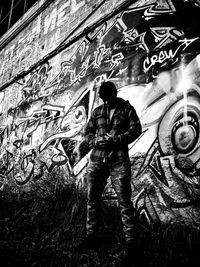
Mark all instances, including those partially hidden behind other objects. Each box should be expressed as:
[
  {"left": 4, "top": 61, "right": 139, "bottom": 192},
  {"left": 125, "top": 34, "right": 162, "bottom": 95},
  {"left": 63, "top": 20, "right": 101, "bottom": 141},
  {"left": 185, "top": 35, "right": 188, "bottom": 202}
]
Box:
[{"left": 84, "top": 97, "right": 142, "bottom": 164}]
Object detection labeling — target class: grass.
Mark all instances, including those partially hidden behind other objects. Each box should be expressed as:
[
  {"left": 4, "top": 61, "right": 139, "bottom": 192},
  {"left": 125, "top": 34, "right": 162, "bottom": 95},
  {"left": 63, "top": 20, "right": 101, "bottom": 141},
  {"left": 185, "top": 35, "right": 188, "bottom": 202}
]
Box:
[{"left": 0, "top": 174, "right": 200, "bottom": 267}]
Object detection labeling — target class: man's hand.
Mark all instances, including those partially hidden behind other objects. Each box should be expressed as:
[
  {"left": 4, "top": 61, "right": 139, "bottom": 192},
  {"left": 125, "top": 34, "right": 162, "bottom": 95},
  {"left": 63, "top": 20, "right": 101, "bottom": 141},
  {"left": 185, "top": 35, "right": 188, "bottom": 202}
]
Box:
[{"left": 95, "top": 134, "right": 113, "bottom": 148}]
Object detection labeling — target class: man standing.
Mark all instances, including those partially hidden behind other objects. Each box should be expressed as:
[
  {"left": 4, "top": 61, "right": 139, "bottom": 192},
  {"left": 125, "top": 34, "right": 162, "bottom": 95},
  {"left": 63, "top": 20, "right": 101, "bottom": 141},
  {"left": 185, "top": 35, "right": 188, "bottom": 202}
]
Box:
[{"left": 77, "top": 81, "right": 142, "bottom": 265}]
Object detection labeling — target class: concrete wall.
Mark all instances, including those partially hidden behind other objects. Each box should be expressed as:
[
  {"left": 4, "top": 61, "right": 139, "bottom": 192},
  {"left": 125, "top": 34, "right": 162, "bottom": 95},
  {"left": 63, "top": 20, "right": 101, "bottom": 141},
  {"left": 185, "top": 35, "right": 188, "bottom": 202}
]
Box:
[{"left": 1, "top": 0, "right": 200, "bottom": 225}]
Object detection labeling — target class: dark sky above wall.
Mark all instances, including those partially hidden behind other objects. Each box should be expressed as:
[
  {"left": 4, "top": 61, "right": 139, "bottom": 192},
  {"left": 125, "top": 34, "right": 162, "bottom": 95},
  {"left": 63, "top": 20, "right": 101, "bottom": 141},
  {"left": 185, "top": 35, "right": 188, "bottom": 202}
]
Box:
[{"left": 0, "top": 0, "right": 38, "bottom": 38}]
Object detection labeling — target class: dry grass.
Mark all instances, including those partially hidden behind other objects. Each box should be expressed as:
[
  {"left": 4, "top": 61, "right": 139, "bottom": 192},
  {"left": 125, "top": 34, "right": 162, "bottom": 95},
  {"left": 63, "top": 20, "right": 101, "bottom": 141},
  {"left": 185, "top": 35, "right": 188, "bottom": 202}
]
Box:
[{"left": 0, "top": 173, "right": 200, "bottom": 267}]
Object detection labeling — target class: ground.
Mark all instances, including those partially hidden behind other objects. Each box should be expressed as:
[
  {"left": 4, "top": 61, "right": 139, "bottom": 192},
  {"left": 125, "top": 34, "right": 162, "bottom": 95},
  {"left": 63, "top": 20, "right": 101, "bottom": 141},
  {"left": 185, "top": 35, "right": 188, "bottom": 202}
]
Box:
[{"left": 0, "top": 178, "right": 200, "bottom": 267}]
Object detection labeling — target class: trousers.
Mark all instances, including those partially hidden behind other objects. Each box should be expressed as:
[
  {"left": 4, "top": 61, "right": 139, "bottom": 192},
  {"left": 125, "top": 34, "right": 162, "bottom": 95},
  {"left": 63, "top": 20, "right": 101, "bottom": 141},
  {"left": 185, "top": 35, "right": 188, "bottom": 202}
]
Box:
[{"left": 86, "top": 160, "right": 136, "bottom": 244}]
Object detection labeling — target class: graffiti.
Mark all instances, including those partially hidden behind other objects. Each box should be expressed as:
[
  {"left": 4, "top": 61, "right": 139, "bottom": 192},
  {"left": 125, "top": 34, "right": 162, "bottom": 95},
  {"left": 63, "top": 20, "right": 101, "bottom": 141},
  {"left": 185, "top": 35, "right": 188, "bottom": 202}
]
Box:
[
  {"left": 43, "top": 0, "right": 87, "bottom": 34},
  {"left": 113, "top": 51, "right": 200, "bottom": 224},
  {"left": 39, "top": 105, "right": 86, "bottom": 153},
  {"left": 0, "top": 85, "right": 94, "bottom": 185},
  {"left": 20, "top": 63, "right": 52, "bottom": 104},
  {"left": 143, "top": 0, "right": 176, "bottom": 17},
  {"left": 150, "top": 27, "right": 184, "bottom": 49},
  {"left": 1, "top": 0, "right": 200, "bottom": 225},
  {"left": 158, "top": 92, "right": 200, "bottom": 169},
  {"left": 39, "top": 88, "right": 92, "bottom": 167},
  {"left": 0, "top": 0, "right": 93, "bottom": 85},
  {"left": 133, "top": 140, "right": 200, "bottom": 224},
  {"left": 144, "top": 37, "right": 199, "bottom": 72},
  {"left": 0, "top": 146, "right": 69, "bottom": 186},
  {"left": 44, "top": 1, "right": 70, "bottom": 34},
  {"left": 0, "top": 17, "right": 41, "bottom": 84},
  {"left": 47, "top": 0, "right": 197, "bottom": 95},
  {"left": 4, "top": 0, "right": 188, "bottom": 104},
  {"left": 0, "top": 92, "right": 4, "bottom": 114}
]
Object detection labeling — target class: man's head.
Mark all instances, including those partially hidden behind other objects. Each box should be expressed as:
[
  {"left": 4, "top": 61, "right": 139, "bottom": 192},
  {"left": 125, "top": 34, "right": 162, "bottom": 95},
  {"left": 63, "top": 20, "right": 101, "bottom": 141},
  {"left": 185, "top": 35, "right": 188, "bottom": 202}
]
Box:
[{"left": 99, "top": 81, "right": 117, "bottom": 107}]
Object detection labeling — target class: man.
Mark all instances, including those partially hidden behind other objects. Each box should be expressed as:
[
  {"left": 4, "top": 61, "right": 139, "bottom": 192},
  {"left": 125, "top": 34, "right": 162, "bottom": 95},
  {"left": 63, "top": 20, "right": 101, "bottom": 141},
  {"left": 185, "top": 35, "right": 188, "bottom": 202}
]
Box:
[{"left": 77, "top": 81, "right": 142, "bottom": 264}]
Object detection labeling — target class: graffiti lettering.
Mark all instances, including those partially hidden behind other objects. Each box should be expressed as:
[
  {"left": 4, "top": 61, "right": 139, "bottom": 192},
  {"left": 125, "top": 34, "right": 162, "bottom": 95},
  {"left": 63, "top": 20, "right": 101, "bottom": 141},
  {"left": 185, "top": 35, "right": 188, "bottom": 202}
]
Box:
[
  {"left": 94, "top": 45, "right": 110, "bottom": 68},
  {"left": 109, "top": 53, "right": 124, "bottom": 70},
  {"left": 143, "top": 37, "right": 199, "bottom": 72}
]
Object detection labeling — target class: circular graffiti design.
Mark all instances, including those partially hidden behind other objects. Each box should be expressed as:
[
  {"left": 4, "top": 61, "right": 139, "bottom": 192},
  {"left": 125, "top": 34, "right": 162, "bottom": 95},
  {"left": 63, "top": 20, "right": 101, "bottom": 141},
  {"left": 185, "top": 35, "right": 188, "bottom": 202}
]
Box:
[
  {"left": 158, "top": 92, "right": 200, "bottom": 168},
  {"left": 171, "top": 111, "right": 199, "bottom": 154}
]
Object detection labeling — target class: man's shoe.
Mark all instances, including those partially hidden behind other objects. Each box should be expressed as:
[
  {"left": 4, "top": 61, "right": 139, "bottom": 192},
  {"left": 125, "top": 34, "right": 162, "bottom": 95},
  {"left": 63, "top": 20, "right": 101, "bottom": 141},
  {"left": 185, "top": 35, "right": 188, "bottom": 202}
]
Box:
[{"left": 75, "top": 234, "right": 101, "bottom": 253}]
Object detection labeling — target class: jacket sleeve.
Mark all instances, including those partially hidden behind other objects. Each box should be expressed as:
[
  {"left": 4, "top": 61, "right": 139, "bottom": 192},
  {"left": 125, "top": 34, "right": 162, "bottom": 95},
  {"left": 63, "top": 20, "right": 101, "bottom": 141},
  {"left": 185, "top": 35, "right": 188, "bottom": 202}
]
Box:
[
  {"left": 84, "top": 111, "right": 96, "bottom": 149},
  {"left": 112, "top": 105, "right": 142, "bottom": 145}
]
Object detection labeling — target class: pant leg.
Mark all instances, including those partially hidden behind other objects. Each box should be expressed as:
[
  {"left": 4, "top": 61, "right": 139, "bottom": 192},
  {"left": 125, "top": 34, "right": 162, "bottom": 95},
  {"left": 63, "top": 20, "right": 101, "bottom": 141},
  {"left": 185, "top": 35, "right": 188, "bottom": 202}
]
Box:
[
  {"left": 110, "top": 160, "right": 136, "bottom": 244},
  {"left": 86, "top": 161, "right": 109, "bottom": 236}
]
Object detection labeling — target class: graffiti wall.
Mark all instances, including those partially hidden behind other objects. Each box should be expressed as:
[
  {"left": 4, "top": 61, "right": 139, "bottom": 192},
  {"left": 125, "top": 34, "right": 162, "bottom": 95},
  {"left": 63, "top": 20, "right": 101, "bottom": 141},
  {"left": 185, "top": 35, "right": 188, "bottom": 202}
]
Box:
[{"left": 1, "top": 0, "right": 200, "bottom": 225}]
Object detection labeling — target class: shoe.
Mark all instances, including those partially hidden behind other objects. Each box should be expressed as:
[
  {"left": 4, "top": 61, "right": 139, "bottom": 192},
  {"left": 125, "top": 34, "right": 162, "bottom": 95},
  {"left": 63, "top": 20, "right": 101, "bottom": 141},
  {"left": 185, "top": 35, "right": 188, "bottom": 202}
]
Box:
[{"left": 74, "top": 234, "right": 101, "bottom": 253}]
